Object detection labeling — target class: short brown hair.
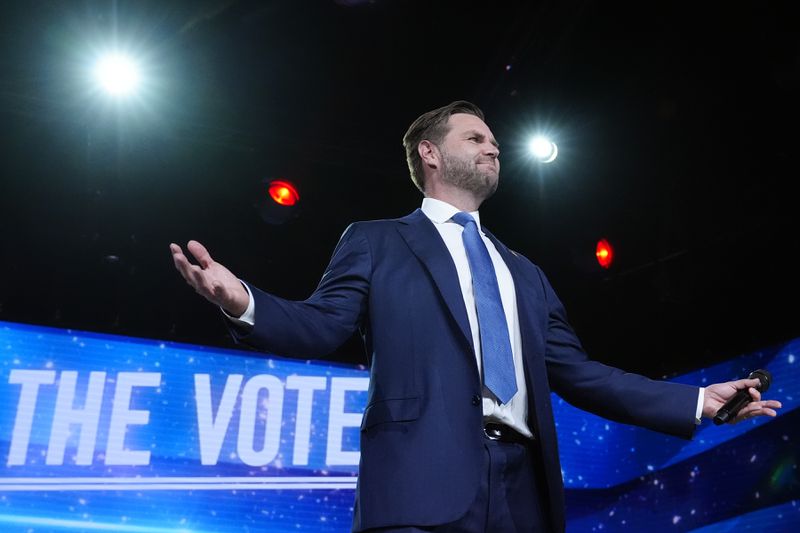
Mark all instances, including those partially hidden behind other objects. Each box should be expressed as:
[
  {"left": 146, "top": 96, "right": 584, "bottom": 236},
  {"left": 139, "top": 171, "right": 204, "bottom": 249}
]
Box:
[{"left": 402, "top": 100, "right": 485, "bottom": 192}]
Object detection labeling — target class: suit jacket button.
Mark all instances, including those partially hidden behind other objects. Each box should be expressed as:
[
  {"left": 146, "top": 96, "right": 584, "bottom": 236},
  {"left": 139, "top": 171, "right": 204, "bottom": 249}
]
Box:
[{"left": 471, "top": 394, "right": 481, "bottom": 406}]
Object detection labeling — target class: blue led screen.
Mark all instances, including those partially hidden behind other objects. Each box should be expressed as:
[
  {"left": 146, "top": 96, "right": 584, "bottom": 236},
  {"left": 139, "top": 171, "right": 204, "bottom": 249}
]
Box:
[{"left": 1, "top": 320, "right": 797, "bottom": 532}]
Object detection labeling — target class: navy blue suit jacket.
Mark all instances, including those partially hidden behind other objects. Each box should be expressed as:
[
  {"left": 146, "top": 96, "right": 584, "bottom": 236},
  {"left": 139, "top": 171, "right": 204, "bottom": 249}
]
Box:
[{"left": 231, "top": 209, "right": 700, "bottom": 532}]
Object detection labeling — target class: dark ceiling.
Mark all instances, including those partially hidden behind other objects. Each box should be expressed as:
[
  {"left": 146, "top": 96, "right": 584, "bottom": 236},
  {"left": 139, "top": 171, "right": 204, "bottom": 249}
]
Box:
[{"left": 1, "top": 1, "right": 797, "bottom": 378}]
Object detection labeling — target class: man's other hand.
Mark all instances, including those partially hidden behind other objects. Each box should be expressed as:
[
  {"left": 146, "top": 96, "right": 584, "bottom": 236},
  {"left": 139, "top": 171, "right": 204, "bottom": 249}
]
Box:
[
  {"left": 170, "top": 240, "right": 249, "bottom": 317},
  {"left": 703, "top": 377, "right": 782, "bottom": 424}
]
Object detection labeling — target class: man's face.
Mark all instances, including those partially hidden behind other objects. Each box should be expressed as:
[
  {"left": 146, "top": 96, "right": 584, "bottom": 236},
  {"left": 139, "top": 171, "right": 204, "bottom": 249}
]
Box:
[{"left": 437, "top": 113, "right": 500, "bottom": 201}]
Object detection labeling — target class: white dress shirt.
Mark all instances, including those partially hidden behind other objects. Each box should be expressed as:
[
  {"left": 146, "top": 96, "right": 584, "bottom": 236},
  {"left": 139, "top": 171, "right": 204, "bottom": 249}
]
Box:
[{"left": 420, "top": 197, "right": 534, "bottom": 437}]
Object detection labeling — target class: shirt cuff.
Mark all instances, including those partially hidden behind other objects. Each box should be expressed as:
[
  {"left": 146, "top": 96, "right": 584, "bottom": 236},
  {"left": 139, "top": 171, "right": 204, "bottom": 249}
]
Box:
[
  {"left": 695, "top": 387, "right": 705, "bottom": 424},
  {"left": 221, "top": 281, "right": 255, "bottom": 327}
]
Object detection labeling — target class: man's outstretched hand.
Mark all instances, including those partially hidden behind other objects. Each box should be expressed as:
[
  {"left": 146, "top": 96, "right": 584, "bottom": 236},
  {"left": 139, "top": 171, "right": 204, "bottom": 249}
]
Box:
[
  {"left": 170, "top": 240, "right": 249, "bottom": 317},
  {"left": 703, "top": 377, "right": 782, "bottom": 424}
]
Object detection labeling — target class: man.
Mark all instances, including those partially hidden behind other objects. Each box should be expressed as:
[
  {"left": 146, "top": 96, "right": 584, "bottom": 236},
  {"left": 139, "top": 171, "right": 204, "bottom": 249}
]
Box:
[{"left": 171, "top": 101, "right": 781, "bottom": 532}]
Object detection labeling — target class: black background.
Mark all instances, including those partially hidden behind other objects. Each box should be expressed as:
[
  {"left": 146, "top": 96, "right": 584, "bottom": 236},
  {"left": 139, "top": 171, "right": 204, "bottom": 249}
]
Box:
[{"left": 1, "top": 0, "right": 797, "bottom": 378}]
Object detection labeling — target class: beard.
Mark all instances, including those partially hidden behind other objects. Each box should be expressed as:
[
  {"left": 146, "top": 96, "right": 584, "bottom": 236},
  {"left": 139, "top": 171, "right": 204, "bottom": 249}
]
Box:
[{"left": 440, "top": 149, "right": 498, "bottom": 201}]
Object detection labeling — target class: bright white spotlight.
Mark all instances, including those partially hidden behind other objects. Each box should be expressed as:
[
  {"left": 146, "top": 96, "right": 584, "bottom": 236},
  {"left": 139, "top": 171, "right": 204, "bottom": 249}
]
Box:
[
  {"left": 529, "top": 135, "right": 558, "bottom": 163},
  {"left": 93, "top": 53, "right": 141, "bottom": 97}
]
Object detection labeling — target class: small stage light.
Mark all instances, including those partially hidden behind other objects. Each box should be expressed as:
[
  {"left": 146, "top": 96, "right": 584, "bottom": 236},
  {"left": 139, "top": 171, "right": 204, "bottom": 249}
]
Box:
[
  {"left": 596, "top": 238, "right": 614, "bottom": 269},
  {"left": 260, "top": 179, "right": 301, "bottom": 225},
  {"left": 529, "top": 136, "right": 558, "bottom": 163},
  {"left": 268, "top": 180, "right": 300, "bottom": 206},
  {"left": 93, "top": 53, "right": 141, "bottom": 97}
]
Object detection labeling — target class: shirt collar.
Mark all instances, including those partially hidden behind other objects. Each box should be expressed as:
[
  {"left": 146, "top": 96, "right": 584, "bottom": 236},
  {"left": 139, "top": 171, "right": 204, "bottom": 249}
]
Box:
[{"left": 421, "top": 197, "right": 482, "bottom": 229}]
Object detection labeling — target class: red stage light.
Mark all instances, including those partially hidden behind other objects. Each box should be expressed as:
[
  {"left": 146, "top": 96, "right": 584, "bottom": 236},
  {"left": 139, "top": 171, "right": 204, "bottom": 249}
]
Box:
[
  {"left": 596, "top": 238, "right": 614, "bottom": 269},
  {"left": 268, "top": 180, "right": 300, "bottom": 206}
]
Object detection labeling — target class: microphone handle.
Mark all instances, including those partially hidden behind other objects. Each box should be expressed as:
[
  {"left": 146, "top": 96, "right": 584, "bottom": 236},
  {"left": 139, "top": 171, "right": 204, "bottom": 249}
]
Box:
[{"left": 713, "top": 391, "right": 752, "bottom": 425}]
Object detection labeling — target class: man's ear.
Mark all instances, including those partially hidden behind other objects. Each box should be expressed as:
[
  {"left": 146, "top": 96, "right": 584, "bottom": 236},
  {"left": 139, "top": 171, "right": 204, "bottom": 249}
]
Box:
[{"left": 418, "top": 140, "right": 440, "bottom": 171}]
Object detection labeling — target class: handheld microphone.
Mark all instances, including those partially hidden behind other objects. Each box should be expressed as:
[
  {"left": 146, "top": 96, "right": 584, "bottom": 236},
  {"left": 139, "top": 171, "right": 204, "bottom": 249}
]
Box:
[{"left": 713, "top": 369, "right": 772, "bottom": 425}]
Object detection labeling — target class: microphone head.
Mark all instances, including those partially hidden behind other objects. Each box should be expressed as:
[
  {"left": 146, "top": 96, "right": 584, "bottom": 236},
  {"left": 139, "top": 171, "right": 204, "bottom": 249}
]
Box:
[{"left": 748, "top": 369, "right": 772, "bottom": 392}]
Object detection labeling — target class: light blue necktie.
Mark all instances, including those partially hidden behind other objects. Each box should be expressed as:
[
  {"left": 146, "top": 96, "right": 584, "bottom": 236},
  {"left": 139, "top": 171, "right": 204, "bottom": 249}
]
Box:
[{"left": 451, "top": 212, "right": 517, "bottom": 404}]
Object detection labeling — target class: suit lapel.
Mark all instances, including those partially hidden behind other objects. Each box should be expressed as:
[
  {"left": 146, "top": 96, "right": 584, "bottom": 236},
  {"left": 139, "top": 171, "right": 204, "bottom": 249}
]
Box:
[
  {"left": 483, "top": 228, "right": 530, "bottom": 310},
  {"left": 483, "top": 228, "right": 546, "bottom": 370},
  {"left": 395, "top": 209, "right": 473, "bottom": 350}
]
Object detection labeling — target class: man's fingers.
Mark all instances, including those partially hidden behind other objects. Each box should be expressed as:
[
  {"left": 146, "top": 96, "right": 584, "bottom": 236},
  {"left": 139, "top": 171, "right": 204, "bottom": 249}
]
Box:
[
  {"left": 742, "top": 407, "right": 777, "bottom": 420},
  {"left": 188, "top": 264, "right": 209, "bottom": 292},
  {"left": 170, "top": 243, "right": 185, "bottom": 268},
  {"left": 171, "top": 244, "right": 200, "bottom": 280},
  {"left": 187, "top": 240, "right": 214, "bottom": 269},
  {"left": 732, "top": 378, "right": 761, "bottom": 391},
  {"left": 172, "top": 249, "right": 198, "bottom": 283},
  {"left": 734, "top": 399, "right": 783, "bottom": 422},
  {"left": 173, "top": 248, "right": 212, "bottom": 295},
  {"left": 170, "top": 241, "right": 236, "bottom": 309},
  {"left": 174, "top": 254, "right": 210, "bottom": 296},
  {"left": 749, "top": 387, "right": 761, "bottom": 402}
]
